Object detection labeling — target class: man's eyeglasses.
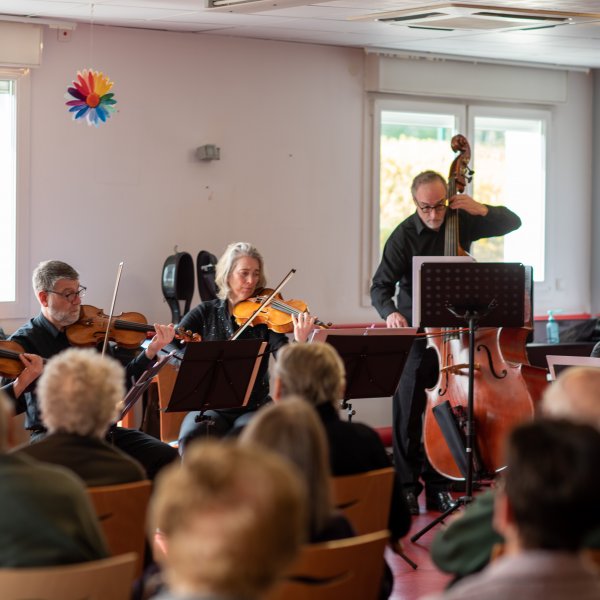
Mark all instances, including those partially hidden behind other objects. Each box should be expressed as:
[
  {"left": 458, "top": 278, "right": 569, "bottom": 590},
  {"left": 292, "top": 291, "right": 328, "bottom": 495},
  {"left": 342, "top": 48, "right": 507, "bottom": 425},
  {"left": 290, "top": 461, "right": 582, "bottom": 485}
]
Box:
[
  {"left": 45, "top": 286, "right": 87, "bottom": 303},
  {"left": 416, "top": 200, "right": 447, "bottom": 214}
]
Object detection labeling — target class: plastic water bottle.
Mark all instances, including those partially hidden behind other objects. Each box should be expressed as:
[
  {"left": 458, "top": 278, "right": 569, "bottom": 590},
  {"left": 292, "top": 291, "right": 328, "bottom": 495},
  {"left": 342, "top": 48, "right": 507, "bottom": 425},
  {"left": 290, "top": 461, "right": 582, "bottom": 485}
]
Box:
[{"left": 546, "top": 310, "right": 560, "bottom": 344}]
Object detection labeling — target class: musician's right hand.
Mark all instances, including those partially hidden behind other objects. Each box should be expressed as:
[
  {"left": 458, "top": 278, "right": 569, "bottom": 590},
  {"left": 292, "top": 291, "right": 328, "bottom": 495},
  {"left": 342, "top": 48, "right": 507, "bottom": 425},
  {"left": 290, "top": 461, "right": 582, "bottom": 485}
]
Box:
[{"left": 386, "top": 312, "right": 408, "bottom": 328}]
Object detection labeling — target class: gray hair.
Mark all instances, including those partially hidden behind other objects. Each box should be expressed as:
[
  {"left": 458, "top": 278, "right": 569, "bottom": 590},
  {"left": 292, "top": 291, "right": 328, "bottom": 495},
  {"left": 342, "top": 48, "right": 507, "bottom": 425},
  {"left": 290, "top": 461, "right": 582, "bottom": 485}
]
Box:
[
  {"left": 38, "top": 348, "right": 125, "bottom": 438},
  {"left": 275, "top": 342, "right": 345, "bottom": 407},
  {"left": 215, "top": 242, "right": 266, "bottom": 301},
  {"left": 32, "top": 260, "right": 79, "bottom": 293},
  {"left": 410, "top": 170, "right": 447, "bottom": 200}
]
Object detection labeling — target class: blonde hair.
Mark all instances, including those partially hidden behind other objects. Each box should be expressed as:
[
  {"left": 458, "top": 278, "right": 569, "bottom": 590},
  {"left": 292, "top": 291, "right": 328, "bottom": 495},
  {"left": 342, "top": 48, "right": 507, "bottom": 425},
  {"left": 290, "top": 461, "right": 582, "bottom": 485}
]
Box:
[
  {"left": 275, "top": 342, "right": 345, "bottom": 406},
  {"left": 38, "top": 348, "right": 125, "bottom": 437},
  {"left": 542, "top": 367, "right": 600, "bottom": 430},
  {"left": 215, "top": 242, "right": 266, "bottom": 301},
  {"left": 149, "top": 441, "right": 305, "bottom": 599},
  {"left": 240, "top": 397, "right": 334, "bottom": 537}
]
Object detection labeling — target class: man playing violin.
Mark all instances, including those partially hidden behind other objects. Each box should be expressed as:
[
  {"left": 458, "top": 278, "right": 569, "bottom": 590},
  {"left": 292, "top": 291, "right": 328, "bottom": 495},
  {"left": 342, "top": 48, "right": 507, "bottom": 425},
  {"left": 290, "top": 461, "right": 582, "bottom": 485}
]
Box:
[
  {"left": 177, "top": 242, "right": 315, "bottom": 450},
  {"left": 1, "top": 260, "right": 179, "bottom": 479},
  {"left": 370, "top": 170, "right": 521, "bottom": 514}
]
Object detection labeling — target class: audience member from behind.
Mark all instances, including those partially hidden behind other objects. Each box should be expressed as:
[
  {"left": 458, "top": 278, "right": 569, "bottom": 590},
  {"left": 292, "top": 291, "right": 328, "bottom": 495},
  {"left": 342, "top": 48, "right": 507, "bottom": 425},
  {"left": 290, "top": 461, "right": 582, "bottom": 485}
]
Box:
[
  {"left": 14, "top": 347, "right": 145, "bottom": 486},
  {"left": 430, "top": 366, "right": 600, "bottom": 581},
  {"left": 0, "top": 390, "right": 108, "bottom": 567},
  {"left": 148, "top": 441, "right": 305, "bottom": 600},
  {"left": 240, "top": 397, "right": 354, "bottom": 543},
  {"left": 273, "top": 342, "right": 411, "bottom": 547},
  {"left": 423, "top": 418, "right": 600, "bottom": 600}
]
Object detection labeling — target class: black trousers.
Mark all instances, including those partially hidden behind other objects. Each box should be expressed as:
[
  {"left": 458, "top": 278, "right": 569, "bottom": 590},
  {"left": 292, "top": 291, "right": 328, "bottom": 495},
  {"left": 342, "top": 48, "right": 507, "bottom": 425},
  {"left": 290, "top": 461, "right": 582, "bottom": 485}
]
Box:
[
  {"left": 178, "top": 406, "right": 264, "bottom": 453},
  {"left": 393, "top": 338, "right": 449, "bottom": 496},
  {"left": 109, "top": 427, "right": 179, "bottom": 480}
]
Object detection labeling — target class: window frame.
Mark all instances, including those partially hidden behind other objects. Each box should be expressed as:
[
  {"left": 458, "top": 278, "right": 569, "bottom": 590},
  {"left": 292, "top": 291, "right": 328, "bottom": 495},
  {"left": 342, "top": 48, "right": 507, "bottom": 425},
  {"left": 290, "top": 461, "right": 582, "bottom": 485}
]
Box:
[
  {"left": 363, "top": 94, "right": 551, "bottom": 308},
  {"left": 0, "top": 68, "right": 31, "bottom": 319},
  {"left": 466, "top": 104, "right": 551, "bottom": 291}
]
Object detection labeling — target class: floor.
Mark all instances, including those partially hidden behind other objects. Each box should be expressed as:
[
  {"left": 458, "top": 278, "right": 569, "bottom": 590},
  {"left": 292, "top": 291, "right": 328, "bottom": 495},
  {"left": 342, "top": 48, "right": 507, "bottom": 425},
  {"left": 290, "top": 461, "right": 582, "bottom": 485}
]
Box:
[{"left": 387, "top": 495, "right": 455, "bottom": 600}]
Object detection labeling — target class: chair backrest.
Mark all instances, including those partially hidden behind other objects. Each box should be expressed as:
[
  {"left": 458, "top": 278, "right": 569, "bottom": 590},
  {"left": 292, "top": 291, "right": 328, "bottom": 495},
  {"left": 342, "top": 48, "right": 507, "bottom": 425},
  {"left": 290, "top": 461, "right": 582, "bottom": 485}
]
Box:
[
  {"left": 156, "top": 361, "right": 186, "bottom": 444},
  {"left": 331, "top": 467, "right": 395, "bottom": 535},
  {"left": 87, "top": 480, "right": 152, "bottom": 578},
  {"left": 267, "top": 530, "right": 389, "bottom": 600},
  {"left": 0, "top": 552, "right": 137, "bottom": 600}
]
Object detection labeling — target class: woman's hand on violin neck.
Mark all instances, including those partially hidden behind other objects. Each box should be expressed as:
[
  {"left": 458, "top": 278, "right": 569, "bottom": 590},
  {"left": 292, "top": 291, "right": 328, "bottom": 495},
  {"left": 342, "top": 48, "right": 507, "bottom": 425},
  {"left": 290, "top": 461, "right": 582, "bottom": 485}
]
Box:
[
  {"left": 145, "top": 323, "right": 176, "bottom": 360},
  {"left": 292, "top": 312, "right": 316, "bottom": 343},
  {"left": 12, "top": 353, "right": 44, "bottom": 398},
  {"left": 448, "top": 194, "right": 488, "bottom": 216}
]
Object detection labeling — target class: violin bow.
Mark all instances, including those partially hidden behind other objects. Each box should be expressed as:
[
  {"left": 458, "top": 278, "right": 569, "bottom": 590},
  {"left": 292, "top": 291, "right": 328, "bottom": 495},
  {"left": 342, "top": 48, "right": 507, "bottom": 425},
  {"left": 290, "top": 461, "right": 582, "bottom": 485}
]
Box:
[
  {"left": 230, "top": 268, "right": 296, "bottom": 341},
  {"left": 101, "top": 261, "right": 124, "bottom": 356}
]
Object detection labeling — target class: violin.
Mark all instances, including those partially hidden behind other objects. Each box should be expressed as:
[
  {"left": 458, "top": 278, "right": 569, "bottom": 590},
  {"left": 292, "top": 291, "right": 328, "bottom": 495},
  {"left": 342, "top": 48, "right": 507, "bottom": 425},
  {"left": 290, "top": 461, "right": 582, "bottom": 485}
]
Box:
[
  {"left": 66, "top": 305, "right": 198, "bottom": 349},
  {"left": 0, "top": 340, "right": 45, "bottom": 378},
  {"left": 232, "top": 289, "right": 331, "bottom": 334}
]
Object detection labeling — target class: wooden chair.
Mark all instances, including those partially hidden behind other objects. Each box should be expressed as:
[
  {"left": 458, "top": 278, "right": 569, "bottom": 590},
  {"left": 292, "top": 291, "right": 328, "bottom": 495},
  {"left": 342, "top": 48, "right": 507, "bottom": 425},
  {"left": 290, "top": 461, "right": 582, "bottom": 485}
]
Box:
[
  {"left": 332, "top": 467, "right": 417, "bottom": 569},
  {"left": 0, "top": 552, "right": 137, "bottom": 600},
  {"left": 156, "top": 361, "right": 186, "bottom": 444},
  {"left": 87, "top": 480, "right": 152, "bottom": 578},
  {"left": 331, "top": 467, "right": 395, "bottom": 534},
  {"left": 267, "top": 530, "right": 389, "bottom": 600}
]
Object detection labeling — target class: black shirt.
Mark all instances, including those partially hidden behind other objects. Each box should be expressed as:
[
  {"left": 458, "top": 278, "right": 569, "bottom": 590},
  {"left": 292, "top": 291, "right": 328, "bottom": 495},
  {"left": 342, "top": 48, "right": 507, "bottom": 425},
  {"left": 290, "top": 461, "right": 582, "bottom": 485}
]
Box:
[
  {"left": 2, "top": 313, "right": 153, "bottom": 430},
  {"left": 370, "top": 206, "right": 522, "bottom": 323},
  {"left": 177, "top": 298, "right": 289, "bottom": 408}
]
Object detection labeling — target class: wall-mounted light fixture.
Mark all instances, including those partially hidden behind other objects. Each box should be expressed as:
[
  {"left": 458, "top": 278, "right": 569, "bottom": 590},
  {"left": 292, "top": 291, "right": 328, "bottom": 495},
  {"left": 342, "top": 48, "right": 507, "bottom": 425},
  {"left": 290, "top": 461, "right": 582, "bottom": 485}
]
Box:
[{"left": 196, "top": 144, "right": 220, "bottom": 161}]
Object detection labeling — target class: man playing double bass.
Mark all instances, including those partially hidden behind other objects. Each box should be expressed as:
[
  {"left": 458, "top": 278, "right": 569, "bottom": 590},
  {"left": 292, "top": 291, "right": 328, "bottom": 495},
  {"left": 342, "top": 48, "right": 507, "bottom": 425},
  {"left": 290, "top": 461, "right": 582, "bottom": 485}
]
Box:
[{"left": 370, "top": 170, "right": 521, "bottom": 514}]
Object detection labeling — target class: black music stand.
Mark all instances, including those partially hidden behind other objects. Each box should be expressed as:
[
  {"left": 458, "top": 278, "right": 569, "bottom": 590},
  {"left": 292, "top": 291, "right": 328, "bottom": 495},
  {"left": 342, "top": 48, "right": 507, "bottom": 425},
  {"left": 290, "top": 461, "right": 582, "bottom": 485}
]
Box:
[
  {"left": 411, "top": 261, "right": 526, "bottom": 542},
  {"left": 165, "top": 339, "right": 267, "bottom": 416},
  {"left": 311, "top": 328, "right": 416, "bottom": 421},
  {"left": 119, "top": 351, "right": 177, "bottom": 421}
]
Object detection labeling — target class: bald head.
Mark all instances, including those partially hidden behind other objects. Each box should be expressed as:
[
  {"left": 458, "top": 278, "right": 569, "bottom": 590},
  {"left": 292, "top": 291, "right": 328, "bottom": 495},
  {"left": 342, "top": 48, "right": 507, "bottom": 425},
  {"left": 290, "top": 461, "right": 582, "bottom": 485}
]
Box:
[{"left": 541, "top": 367, "right": 600, "bottom": 430}]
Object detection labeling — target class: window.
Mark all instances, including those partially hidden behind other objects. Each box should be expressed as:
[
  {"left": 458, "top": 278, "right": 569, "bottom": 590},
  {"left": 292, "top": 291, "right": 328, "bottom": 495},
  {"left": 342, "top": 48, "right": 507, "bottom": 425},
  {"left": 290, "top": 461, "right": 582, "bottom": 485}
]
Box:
[
  {"left": 372, "top": 97, "right": 548, "bottom": 284},
  {"left": 470, "top": 109, "right": 547, "bottom": 280},
  {"left": 0, "top": 78, "right": 16, "bottom": 302},
  {"left": 0, "top": 68, "right": 30, "bottom": 318}
]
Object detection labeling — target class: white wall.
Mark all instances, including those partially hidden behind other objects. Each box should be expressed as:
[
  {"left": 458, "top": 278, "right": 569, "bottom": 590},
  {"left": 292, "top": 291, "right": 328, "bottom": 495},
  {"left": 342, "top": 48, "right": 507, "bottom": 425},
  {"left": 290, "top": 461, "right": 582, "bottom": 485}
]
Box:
[{"left": 16, "top": 25, "right": 371, "bottom": 331}]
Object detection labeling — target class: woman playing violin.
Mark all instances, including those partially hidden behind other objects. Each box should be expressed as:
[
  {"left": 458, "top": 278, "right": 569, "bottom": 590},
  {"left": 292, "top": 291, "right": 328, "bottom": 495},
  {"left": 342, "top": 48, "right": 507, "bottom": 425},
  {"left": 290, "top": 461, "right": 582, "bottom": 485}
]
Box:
[
  {"left": 177, "top": 242, "right": 315, "bottom": 449},
  {"left": 1, "top": 260, "right": 178, "bottom": 479}
]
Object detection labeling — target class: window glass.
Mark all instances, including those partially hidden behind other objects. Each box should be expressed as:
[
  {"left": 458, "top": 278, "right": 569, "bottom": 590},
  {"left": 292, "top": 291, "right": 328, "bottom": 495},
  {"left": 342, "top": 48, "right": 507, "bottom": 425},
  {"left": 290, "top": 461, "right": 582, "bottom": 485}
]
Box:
[{"left": 0, "top": 78, "right": 16, "bottom": 302}]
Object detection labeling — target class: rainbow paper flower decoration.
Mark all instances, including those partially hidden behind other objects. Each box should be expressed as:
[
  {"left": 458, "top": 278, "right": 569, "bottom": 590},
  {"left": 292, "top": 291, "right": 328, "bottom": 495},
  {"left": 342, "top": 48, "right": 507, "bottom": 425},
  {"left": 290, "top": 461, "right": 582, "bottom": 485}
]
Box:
[{"left": 65, "top": 69, "right": 117, "bottom": 127}]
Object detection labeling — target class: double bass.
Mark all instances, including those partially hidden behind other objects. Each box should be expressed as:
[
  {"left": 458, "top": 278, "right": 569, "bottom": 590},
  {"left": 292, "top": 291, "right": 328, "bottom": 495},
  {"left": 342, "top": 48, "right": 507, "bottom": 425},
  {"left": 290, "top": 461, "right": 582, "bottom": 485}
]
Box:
[{"left": 422, "top": 135, "right": 548, "bottom": 480}]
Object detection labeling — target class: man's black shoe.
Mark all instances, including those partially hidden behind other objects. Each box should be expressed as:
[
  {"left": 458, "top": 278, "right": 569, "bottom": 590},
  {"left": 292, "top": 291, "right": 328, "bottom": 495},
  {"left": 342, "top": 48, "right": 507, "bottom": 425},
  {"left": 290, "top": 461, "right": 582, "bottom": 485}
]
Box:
[
  {"left": 405, "top": 491, "right": 419, "bottom": 516},
  {"left": 425, "top": 491, "right": 457, "bottom": 513}
]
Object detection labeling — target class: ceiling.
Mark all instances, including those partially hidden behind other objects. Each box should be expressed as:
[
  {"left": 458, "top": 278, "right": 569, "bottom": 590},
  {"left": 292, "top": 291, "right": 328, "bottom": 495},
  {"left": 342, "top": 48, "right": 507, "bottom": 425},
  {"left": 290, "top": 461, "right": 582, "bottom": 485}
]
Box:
[{"left": 3, "top": 0, "right": 600, "bottom": 69}]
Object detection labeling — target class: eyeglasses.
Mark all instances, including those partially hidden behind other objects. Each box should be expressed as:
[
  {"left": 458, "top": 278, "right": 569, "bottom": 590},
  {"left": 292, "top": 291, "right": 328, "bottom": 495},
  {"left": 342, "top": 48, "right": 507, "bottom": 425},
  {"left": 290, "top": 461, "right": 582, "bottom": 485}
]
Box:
[
  {"left": 416, "top": 200, "right": 447, "bottom": 214},
  {"left": 45, "top": 286, "right": 87, "bottom": 303}
]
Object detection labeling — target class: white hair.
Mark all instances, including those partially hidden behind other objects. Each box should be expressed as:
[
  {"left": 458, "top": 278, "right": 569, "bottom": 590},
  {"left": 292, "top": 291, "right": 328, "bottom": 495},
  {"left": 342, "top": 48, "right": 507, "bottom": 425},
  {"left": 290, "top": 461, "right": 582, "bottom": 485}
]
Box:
[{"left": 38, "top": 348, "right": 125, "bottom": 437}]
